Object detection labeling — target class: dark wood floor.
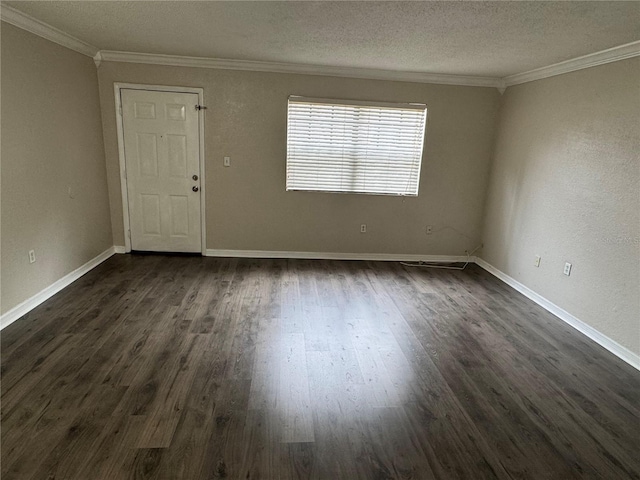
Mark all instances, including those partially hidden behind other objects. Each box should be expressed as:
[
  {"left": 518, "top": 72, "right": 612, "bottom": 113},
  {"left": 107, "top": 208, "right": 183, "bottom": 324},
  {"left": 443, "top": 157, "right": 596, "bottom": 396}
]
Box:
[{"left": 1, "top": 254, "right": 639, "bottom": 479}]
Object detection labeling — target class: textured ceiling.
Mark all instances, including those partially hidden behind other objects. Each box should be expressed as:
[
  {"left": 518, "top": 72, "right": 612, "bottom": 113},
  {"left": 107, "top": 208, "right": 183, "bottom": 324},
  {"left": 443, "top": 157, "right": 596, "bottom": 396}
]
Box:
[{"left": 4, "top": 1, "right": 640, "bottom": 77}]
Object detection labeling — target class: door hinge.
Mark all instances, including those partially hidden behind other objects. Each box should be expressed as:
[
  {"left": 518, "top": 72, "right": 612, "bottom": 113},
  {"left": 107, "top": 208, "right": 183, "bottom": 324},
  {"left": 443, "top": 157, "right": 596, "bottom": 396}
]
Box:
[
  {"left": 128, "top": 229, "right": 131, "bottom": 239},
  {"left": 119, "top": 105, "right": 123, "bottom": 116},
  {"left": 195, "top": 105, "right": 207, "bottom": 111}
]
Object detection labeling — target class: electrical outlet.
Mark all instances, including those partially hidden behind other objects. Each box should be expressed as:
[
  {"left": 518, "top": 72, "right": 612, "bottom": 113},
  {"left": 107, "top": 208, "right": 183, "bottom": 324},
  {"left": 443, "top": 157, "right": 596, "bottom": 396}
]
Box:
[
  {"left": 534, "top": 255, "right": 541, "bottom": 267},
  {"left": 426, "top": 225, "right": 433, "bottom": 235},
  {"left": 563, "top": 262, "right": 572, "bottom": 276},
  {"left": 223, "top": 156, "right": 231, "bottom": 167},
  {"left": 360, "top": 224, "right": 367, "bottom": 233},
  {"left": 29, "top": 250, "right": 36, "bottom": 264}
]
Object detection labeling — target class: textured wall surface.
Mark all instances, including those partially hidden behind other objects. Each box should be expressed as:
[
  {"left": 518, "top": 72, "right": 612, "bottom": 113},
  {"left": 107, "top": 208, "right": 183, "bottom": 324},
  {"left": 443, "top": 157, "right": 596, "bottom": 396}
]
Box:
[
  {"left": 482, "top": 58, "right": 640, "bottom": 354},
  {"left": 97, "top": 62, "right": 500, "bottom": 256},
  {"left": 1, "top": 23, "right": 113, "bottom": 314}
]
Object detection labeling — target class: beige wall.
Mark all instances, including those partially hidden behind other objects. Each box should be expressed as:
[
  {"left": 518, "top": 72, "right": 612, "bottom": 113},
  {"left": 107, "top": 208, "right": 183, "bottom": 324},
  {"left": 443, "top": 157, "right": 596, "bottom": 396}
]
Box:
[
  {"left": 1, "top": 23, "right": 113, "bottom": 314},
  {"left": 482, "top": 58, "right": 640, "bottom": 355},
  {"left": 97, "top": 62, "right": 500, "bottom": 255},
  {"left": 3, "top": 20, "right": 637, "bottom": 359}
]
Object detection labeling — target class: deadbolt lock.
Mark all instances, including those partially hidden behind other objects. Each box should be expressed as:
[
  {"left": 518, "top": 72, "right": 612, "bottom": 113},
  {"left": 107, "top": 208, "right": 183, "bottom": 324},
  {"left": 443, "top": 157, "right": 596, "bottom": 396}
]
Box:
[{"left": 192, "top": 174, "right": 198, "bottom": 181}]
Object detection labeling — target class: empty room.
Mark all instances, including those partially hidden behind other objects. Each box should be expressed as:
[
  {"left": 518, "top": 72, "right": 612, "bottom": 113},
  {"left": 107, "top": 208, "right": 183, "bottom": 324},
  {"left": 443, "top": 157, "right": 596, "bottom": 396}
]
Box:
[{"left": 1, "top": 1, "right": 639, "bottom": 479}]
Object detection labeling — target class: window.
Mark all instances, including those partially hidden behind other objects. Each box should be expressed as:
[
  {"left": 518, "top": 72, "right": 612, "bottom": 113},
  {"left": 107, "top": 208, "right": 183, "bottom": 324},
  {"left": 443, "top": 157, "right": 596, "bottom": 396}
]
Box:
[{"left": 286, "top": 96, "right": 427, "bottom": 196}]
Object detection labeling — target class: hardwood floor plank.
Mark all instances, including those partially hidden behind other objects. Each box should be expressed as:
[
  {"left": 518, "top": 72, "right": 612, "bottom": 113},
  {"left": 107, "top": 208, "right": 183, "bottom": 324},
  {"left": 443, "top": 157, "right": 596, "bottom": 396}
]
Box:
[
  {"left": 236, "top": 408, "right": 273, "bottom": 479},
  {"left": 2, "top": 254, "right": 638, "bottom": 479},
  {"left": 112, "top": 329, "right": 191, "bottom": 418},
  {"left": 279, "top": 332, "right": 315, "bottom": 443},
  {"left": 4, "top": 382, "right": 127, "bottom": 479},
  {"left": 442, "top": 289, "right": 640, "bottom": 467},
  {"left": 74, "top": 414, "right": 147, "bottom": 480},
  {"left": 27, "top": 384, "right": 128, "bottom": 480},
  {"left": 136, "top": 334, "right": 206, "bottom": 448}
]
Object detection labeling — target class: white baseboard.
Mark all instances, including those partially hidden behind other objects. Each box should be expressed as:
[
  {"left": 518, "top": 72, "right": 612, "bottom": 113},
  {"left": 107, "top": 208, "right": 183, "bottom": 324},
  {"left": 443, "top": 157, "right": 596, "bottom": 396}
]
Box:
[
  {"left": 475, "top": 257, "right": 640, "bottom": 371},
  {"left": 0, "top": 247, "right": 117, "bottom": 330},
  {"left": 205, "top": 249, "right": 469, "bottom": 263},
  {"left": 10, "top": 246, "right": 634, "bottom": 370}
]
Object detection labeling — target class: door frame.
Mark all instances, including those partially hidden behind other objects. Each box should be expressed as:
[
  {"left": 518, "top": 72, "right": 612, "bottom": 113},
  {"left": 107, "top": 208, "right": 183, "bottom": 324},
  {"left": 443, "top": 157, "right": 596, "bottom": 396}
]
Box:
[{"left": 114, "top": 83, "right": 207, "bottom": 255}]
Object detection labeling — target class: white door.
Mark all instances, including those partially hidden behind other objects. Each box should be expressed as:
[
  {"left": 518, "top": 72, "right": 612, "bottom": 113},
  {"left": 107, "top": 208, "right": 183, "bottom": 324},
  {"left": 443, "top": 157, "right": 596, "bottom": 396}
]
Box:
[{"left": 121, "top": 89, "right": 202, "bottom": 252}]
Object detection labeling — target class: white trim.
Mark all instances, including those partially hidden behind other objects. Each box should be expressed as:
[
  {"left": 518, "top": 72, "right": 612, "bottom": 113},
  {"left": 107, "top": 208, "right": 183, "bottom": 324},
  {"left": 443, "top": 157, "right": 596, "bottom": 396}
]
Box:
[
  {"left": 99, "top": 50, "right": 503, "bottom": 89},
  {"left": 90, "top": 41, "right": 640, "bottom": 90},
  {"left": 0, "top": 247, "right": 116, "bottom": 330},
  {"left": 205, "top": 249, "right": 469, "bottom": 263},
  {"left": 2, "top": 2, "right": 636, "bottom": 89},
  {"left": 475, "top": 257, "right": 640, "bottom": 371},
  {"left": 504, "top": 40, "right": 640, "bottom": 87},
  {"left": 0, "top": 4, "right": 98, "bottom": 57},
  {"left": 197, "top": 90, "right": 207, "bottom": 256},
  {"left": 114, "top": 245, "right": 127, "bottom": 254},
  {"left": 114, "top": 83, "right": 207, "bottom": 255},
  {"left": 2, "top": 3, "right": 636, "bottom": 89},
  {"left": 114, "top": 84, "right": 132, "bottom": 252}
]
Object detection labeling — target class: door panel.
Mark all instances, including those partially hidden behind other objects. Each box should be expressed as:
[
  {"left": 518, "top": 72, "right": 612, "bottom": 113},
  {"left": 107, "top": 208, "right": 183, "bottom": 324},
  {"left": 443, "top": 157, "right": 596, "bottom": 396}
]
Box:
[
  {"left": 167, "top": 135, "right": 187, "bottom": 177},
  {"left": 122, "top": 89, "right": 201, "bottom": 253},
  {"left": 137, "top": 133, "right": 159, "bottom": 177},
  {"left": 141, "top": 194, "right": 161, "bottom": 235},
  {"left": 169, "top": 195, "right": 189, "bottom": 236}
]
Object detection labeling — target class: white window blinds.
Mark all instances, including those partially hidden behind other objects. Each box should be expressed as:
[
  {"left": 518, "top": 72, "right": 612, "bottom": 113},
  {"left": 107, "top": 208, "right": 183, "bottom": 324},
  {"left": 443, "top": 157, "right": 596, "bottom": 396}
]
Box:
[{"left": 286, "top": 96, "right": 427, "bottom": 196}]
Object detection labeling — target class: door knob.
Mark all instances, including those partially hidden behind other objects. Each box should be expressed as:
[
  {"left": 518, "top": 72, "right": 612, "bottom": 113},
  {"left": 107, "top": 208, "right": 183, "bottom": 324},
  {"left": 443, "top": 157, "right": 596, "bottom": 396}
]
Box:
[
  {"left": 192, "top": 174, "right": 198, "bottom": 181},
  {"left": 192, "top": 186, "right": 199, "bottom": 192}
]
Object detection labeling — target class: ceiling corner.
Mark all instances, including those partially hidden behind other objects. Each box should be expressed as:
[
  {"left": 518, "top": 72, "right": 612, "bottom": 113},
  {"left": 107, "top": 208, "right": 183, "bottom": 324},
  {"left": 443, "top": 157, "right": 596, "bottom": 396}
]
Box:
[{"left": 1, "top": 3, "right": 99, "bottom": 57}]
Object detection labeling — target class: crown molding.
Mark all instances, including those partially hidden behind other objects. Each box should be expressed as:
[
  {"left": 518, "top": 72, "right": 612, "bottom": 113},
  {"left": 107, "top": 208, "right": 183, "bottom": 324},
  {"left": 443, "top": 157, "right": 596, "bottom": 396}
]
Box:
[
  {"left": 98, "top": 50, "right": 503, "bottom": 88},
  {"left": 2, "top": 3, "right": 636, "bottom": 89},
  {"left": 504, "top": 40, "right": 640, "bottom": 87},
  {"left": 0, "top": 3, "right": 98, "bottom": 57}
]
